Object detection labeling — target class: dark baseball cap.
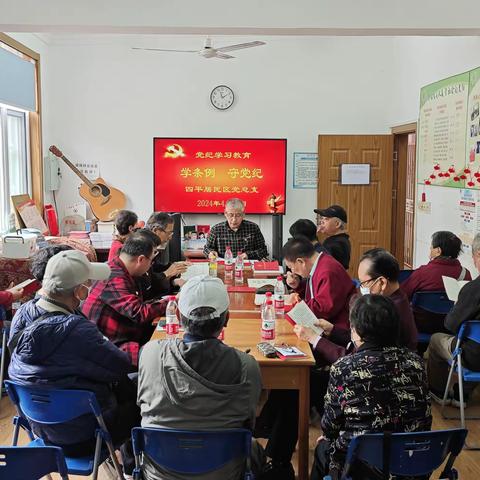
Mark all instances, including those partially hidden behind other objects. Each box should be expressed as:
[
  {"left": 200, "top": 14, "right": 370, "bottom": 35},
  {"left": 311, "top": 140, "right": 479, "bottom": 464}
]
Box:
[{"left": 314, "top": 205, "right": 347, "bottom": 223}]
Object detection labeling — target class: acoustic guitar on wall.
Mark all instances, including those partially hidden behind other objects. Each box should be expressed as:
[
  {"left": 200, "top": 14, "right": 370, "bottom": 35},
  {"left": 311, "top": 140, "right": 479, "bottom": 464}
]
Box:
[{"left": 49, "top": 145, "right": 126, "bottom": 221}]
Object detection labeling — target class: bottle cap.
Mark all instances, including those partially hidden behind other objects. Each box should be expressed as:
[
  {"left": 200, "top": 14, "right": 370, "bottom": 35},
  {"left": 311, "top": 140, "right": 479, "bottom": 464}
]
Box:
[
  {"left": 168, "top": 295, "right": 176, "bottom": 301},
  {"left": 277, "top": 276, "right": 283, "bottom": 281},
  {"left": 265, "top": 291, "right": 272, "bottom": 296}
]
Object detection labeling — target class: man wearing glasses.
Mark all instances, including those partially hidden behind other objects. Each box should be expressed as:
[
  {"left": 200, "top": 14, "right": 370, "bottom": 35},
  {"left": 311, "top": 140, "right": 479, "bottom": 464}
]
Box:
[
  {"left": 314, "top": 204, "right": 351, "bottom": 270},
  {"left": 145, "top": 212, "right": 190, "bottom": 297},
  {"left": 83, "top": 229, "right": 167, "bottom": 367},
  {"left": 204, "top": 198, "right": 269, "bottom": 260}
]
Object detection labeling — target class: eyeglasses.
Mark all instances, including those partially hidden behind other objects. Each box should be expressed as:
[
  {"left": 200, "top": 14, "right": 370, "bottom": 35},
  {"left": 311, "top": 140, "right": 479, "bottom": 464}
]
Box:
[
  {"left": 225, "top": 213, "right": 244, "bottom": 219},
  {"left": 161, "top": 228, "right": 174, "bottom": 237},
  {"left": 147, "top": 250, "right": 160, "bottom": 262},
  {"left": 358, "top": 277, "right": 380, "bottom": 288}
]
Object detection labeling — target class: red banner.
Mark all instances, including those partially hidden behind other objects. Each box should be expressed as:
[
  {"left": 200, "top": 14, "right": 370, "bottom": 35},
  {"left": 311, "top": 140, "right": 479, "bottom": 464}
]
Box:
[{"left": 154, "top": 138, "right": 286, "bottom": 214}]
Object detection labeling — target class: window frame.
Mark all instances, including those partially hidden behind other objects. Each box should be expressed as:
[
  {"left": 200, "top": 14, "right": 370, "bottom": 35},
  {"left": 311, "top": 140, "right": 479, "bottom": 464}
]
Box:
[
  {"left": 0, "top": 106, "right": 31, "bottom": 231},
  {"left": 0, "top": 33, "right": 43, "bottom": 219}
]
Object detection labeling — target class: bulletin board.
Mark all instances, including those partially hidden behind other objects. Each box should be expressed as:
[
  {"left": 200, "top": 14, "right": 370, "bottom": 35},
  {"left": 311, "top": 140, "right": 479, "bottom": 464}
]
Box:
[{"left": 415, "top": 66, "right": 480, "bottom": 273}]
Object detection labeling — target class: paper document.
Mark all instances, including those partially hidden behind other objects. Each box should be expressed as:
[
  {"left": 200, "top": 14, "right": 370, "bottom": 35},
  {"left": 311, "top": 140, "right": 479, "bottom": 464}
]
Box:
[
  {"left": 247, "top": 278, "right": 277, "bottom": 289},
  {"left": 442, "top": 276, "right": 469, "bottom": 302},
  {"left": 181, "top": 262, "right": 209, "bottom": 281},
  {"left": 286, "top": 301, "right": 323, "bottom": 336},
  {"left": 274, "top": 345, "right": 307, "bottom": 358},
  {"left": 15, "top": 278, "right": 37, "bottom": 289}
]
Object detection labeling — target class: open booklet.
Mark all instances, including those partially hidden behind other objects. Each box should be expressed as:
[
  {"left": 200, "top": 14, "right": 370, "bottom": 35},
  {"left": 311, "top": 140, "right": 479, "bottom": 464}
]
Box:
[
  {"left": 442, "top": 276, "right": 470, "bottom": 302},
  {"left": 285, "top": 300, "right": 323, "bottom": 336},
  {"left": 181, "top": 262, "right": 210, "bottom": 281}
]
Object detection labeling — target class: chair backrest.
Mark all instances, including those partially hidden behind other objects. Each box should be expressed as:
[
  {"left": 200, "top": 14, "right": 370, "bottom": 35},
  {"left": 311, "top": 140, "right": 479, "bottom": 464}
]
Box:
[
  {"left": 458, "top": 320, "right": 480, "bottom": 344},
  {"left": 5, "top": 380, "right": 102, "bottom": 424},
  {"left": 132, "top": 427, "right": 252, "bottom": 475},
  {"left": 411, "top": 291, "right": 454, "bottom": 315},
  {"left": 343, "top": 429, "right": 467, "bottom": 478},
  {"left": 0, "top": 445, "right": 69, "bottom": 479},
  {"left": 398, "top": 269, "right": 414, "bottom": 284}
]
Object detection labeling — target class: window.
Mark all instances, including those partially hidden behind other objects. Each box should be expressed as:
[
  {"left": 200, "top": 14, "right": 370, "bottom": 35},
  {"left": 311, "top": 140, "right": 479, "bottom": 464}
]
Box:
[{"left": 0, "top": 106, "right": 30, "bottom": 232}]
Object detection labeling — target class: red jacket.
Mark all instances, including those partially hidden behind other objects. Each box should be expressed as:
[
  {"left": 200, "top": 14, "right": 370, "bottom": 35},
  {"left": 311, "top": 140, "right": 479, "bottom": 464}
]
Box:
[
  {"left": 82, "top": 256, "right": 166, "bottom": 366},
  {"left": 314, "top": 289, "right": 418, "bottom": 365},
  {"left": 107, "top": 239, "right": 124, "bottom": 262},
  {"left": 401, "top": 257, "right": 471, "bottom": 299},
  {"left": 295, "top": 252, "right": 355, "bottom": 331},
  {"left": 0, "top": 291, "right": 13, "bottom": 309}
]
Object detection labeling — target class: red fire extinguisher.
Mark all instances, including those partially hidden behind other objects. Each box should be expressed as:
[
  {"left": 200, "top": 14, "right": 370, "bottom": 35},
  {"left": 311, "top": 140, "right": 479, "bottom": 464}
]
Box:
[{"left": 44, "top": 204, "right": 59, "bottom": 236}]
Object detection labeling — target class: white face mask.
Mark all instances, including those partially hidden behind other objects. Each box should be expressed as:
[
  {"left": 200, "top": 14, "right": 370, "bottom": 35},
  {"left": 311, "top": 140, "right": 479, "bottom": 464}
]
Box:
[{"left": 359, "top": 286, "right": 370, "bottom": 296}]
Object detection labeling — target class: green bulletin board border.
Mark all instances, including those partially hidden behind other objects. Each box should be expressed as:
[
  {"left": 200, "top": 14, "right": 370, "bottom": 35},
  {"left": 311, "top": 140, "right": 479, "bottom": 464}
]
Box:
[{"left": 417, "top": 68, "right": 479, "bottom": 189}]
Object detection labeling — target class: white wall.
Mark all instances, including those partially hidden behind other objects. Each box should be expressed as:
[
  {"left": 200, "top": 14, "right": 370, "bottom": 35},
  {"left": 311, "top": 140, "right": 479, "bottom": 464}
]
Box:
[
  {"left": 29, "top": 35, "right": 397, "bottom": 252},
  {"left": 9, "top": 33, "right": 480, "bottom": 260},
  {"left": 387, "top": 37, "right": 480, "bottom": 271}
]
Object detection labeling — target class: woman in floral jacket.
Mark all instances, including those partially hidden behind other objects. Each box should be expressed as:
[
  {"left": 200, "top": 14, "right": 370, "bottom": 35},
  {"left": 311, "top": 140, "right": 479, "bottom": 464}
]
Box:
[{"left": 311, "top": 294, "right": 432, "bottom": 480}]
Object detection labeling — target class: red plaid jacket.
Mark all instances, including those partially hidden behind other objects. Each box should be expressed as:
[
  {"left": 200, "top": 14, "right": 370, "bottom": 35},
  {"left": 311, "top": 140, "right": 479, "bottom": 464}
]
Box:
[{"left": 82, "top": 256, "right": 166, "bottom": 366}]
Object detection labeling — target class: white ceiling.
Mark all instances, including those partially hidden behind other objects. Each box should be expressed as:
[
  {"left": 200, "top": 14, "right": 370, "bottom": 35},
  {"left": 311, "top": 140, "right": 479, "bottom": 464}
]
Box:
[{"left": 1, "top": 0, "right": 480, "bottom": 37}]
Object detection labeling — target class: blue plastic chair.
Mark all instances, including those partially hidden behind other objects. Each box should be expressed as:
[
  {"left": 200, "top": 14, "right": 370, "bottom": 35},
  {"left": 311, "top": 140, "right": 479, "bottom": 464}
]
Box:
[
  {"left": 5, "top": 380, "right": 124, "bottom": 480},
  {"left": 441, "top": 320, "right": 480, "bottom": 450},
  {"left": 131, "top": 427, "right": 254, "bottom": 479},
  {"left": 411, "top": 291, "right": 454, "bottom": 315},
  {"left": 331, "top": 429, "right": 467, "bottom": 480},
  {"left": 398, "top": 269, "right": 414, "bottom": 284},
  {"left": 411, "top": 291, "right": 454, "bottom": 344},
  {"left": 0, "top": 445, "right": 69, "bottom": 480}
]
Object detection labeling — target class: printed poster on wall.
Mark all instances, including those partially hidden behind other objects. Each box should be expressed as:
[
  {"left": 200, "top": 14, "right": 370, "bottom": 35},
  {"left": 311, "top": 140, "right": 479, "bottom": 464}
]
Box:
[
  {"left": 417, "top": 71, "right": 469, "bottom": 188},
  {"left": 293, "top": 152, "right": 318, "bottom": 189},
  {"left": 458, "top": 188, "right": 480, "bottom": 254},
  {"left": 465, "top": 67, "right": 480, "bottom": 188}
]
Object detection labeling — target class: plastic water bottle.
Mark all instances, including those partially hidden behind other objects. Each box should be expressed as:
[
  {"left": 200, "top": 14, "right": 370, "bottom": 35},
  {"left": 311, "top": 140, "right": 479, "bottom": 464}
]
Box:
[
  {"left": 261, "top": 291, "right": 273, "bottom": 317},
  {"left": 261, "top": 299, "right": 276, "bottom": 344},
  {"left": 235, "top": 251, "right": 244, "bottom": 283},
  {"left": 224, "top": 246, "right": 234, "bottom": 277},
  {"left": 274, "top": 276, "right": 285, "bottom": 315},
  {"left": 165, "top": 296, "right": 179, "bottom": 339},
  {"left": 209, "top": 253, "right": 218, "bottom": 277}
]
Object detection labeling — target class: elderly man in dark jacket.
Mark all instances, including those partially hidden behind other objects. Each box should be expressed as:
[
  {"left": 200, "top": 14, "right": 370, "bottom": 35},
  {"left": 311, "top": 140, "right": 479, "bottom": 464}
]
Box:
[{"left": 8, "top": 250, "right": 138, "bottom": 476}]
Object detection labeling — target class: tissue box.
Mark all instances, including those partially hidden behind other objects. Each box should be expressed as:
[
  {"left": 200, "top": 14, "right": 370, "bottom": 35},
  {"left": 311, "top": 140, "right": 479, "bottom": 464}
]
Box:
[{"left": 2, "top": 231, "right": 37, "bottom": 259}]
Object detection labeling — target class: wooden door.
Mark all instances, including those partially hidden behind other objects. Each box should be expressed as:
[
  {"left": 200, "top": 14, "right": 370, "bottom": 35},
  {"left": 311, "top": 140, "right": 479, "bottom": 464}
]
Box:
[
  {"left": 391, "top": 134, "right": 408, "bottom": 266},
  {"left": 318, "top": 135, "right": 394, "bottom": 275},
  {"left": 403, "top": 133, "right": 416, "bottom": 268}
]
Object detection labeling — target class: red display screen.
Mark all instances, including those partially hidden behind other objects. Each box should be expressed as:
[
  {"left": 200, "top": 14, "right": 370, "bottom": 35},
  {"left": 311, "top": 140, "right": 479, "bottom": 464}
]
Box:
[{"left": 154, "top": 138, "right": 286, "bottom": 214}]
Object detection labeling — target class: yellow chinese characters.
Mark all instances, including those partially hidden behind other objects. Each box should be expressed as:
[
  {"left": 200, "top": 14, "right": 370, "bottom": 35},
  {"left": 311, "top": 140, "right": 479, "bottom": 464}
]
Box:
[
  {"left": 184, "top": 186, "right": 260, "bottom": 194},
  {"left": 194, "top": 151, "right": 252, "bottom": 159}
]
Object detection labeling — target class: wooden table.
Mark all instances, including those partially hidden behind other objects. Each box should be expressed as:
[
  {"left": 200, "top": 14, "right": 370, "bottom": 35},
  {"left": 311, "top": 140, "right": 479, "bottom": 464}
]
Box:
[{"left": 152, "top": 263, "right": 315, "bottom": 480}]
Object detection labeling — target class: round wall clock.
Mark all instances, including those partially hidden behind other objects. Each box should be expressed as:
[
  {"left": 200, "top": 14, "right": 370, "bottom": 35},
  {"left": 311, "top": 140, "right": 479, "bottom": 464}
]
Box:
[{"left": 210, "top": 85, "right": 234, "bottom": 110}]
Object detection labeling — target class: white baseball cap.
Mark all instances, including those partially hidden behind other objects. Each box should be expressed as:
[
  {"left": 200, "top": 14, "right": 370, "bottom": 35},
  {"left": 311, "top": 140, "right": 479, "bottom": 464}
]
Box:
[
  {"left": 178, "top": 275, "right": 229, "bottom": 319},
  {"left": 42, "top": 250, "right": 111, "bottom": 292}
]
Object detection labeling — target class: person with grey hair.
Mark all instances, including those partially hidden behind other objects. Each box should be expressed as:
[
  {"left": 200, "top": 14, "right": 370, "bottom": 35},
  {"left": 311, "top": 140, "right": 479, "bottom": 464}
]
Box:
[
  {"left": 138, "top": 274, "right": 263, "bottom": 480},
  {"left": 8, "top": 250, "right": 138, "bottom": 476},
  {"left": 144, "top": 211, "right": 189, "bottom": 298},
  {"left": 314, "top": 204, "right": 351, "bottom": 269},
  {"left": 203, "top": 197, "right": 269, "bottom": 260},
  {"left": 427, "top": 232, "right": 480, "bottom": 406}
]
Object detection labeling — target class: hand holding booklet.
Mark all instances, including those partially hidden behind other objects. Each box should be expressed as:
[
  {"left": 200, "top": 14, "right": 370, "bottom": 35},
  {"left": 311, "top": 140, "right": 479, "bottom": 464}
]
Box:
[
  {"left": 285, "top": 300, "right": 323, "bottom": 336},
  {"left": 442, "top": 276, "right": 469, "bottom": 302},
  {"left": 14, "top": 278, "right": 41, "bottom": 296}
]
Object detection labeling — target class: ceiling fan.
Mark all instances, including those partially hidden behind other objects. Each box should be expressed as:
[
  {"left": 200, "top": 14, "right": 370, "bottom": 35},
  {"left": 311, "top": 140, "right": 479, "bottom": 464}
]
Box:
[{"left": 132, "top": 37, "right": 266, "bottom": 60}]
